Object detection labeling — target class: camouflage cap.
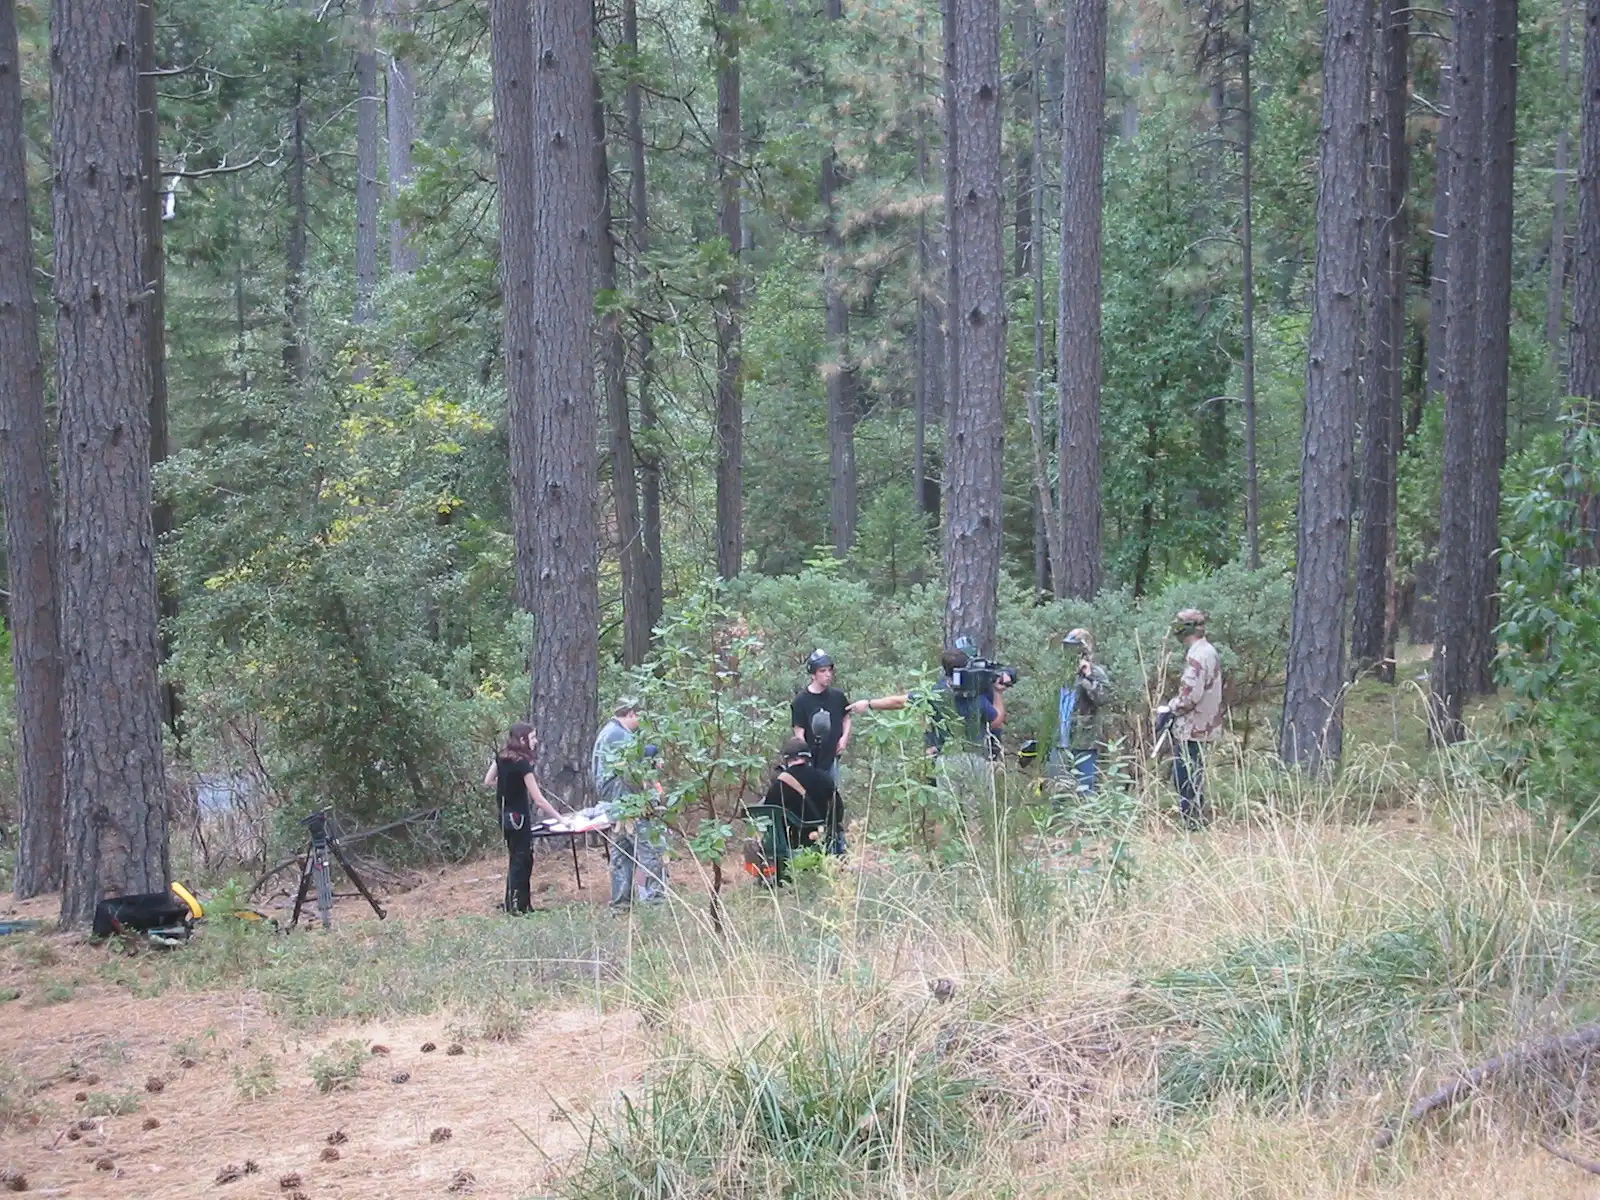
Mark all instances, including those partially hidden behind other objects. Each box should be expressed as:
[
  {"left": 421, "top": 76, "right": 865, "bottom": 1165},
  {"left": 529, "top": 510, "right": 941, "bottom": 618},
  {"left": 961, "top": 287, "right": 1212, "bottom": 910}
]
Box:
[
  {"left": 1171, "top": 609, "right": 1207, "bottom": 637},
  {"left": 1063, "top": 627, "right": 1094, "bottom": 654}
]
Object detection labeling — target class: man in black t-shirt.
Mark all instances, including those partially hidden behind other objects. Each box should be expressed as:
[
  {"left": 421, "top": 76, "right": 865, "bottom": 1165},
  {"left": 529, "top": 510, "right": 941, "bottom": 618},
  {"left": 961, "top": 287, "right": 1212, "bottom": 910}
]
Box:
[
  {"left": 762, "top": 737, "right": 845, "bottom": 855},
  {"left": 791, "top": 648, "right": 851, "bottom": 783}
]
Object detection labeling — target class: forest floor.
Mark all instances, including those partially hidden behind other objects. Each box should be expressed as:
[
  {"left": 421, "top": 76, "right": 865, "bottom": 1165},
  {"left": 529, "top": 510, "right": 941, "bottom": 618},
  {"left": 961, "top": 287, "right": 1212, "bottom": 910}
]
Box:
[{"left": 0, "top": 672, "right": 1589, "bottom": 1199}]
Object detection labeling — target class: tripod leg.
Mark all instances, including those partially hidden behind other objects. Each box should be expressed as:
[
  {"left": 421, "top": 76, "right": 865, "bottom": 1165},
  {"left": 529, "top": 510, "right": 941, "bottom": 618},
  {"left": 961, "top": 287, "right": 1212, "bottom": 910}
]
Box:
[
  {"left": 290, "top": 857, "right": 313, "bottom": 929},
  {"left": 328, "top": 839, "right": 388, "bottom": 919},
  {"left": 570, "top": 834, "right": 582, "bottom": 890}
]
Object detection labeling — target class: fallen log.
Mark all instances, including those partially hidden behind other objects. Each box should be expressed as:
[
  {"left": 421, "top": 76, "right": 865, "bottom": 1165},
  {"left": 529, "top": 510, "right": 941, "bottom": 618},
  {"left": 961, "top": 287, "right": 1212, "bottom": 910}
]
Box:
[
  {"left": 1539, "top": 1137, "right": 1600, "bottom": 1176},
  {"left": 1374, "top": 1023, "right": 1600, "bottom": 1150}
]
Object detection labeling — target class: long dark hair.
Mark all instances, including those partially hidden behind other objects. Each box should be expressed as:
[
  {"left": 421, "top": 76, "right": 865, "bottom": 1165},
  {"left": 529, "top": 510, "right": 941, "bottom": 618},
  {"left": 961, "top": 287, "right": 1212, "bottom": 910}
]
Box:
[{"left": 501, "top": 722, "right": 537, "bottom": 764}]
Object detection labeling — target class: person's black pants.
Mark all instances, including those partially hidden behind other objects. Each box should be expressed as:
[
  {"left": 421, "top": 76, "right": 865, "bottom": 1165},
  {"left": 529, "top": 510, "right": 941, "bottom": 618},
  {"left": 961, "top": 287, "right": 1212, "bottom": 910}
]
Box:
[
  {"left": 1173, "top": 740, "right": 1208, "bottom": 827},
  {"left": 504, "top": 827, "right": 534, "bottom": 913}
]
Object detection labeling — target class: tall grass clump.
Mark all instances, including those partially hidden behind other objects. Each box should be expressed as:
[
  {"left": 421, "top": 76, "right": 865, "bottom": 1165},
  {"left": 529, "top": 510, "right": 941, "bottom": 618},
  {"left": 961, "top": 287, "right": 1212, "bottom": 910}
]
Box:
[{"left": 559, "top": 1012, "right": 987, "bottom": 1199}]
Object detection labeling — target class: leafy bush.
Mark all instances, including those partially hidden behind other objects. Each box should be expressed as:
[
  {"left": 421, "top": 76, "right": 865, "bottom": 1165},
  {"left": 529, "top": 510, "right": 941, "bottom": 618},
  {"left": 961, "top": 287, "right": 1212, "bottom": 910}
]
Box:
[
  {"left": 1498, "top": 413, "right": 1600, "bottom": 810},
  {"left": 1497, "top": 409, "right": 1600, "bottom": 812}
]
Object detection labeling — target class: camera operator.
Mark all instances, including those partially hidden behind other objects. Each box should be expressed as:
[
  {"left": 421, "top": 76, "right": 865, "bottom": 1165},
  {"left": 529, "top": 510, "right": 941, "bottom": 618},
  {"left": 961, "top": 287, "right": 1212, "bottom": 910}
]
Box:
[
  {"left": 791, "top": 649, "right": 852, "bottom": 784},
  {"left": 483, "top": 723, "right": 562, "bottom": 915},
  {"left": 929, "top": 647, "right": 1010, "bottom": 755},
  {"left": 759, "top": 736, "right": 845, "bottom": 855},
  {"left": 1153, "top": 608, "right": 1223, "bottom": 828},
  {"left": 592, "top": 698, "right": 667, "bottom": 908}
]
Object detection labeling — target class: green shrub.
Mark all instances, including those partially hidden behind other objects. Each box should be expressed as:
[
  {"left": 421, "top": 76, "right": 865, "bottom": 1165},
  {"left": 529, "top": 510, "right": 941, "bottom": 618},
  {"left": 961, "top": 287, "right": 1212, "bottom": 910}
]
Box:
[
  {"left": 234, "top": 1055, "right": 279, "bottom": 1100},
  {"left": 308, "top": 1039, "right": 366, "bottom": 1093},
  {"left": 1499, "top": 414, "right": 1600, "bottom": 811}
]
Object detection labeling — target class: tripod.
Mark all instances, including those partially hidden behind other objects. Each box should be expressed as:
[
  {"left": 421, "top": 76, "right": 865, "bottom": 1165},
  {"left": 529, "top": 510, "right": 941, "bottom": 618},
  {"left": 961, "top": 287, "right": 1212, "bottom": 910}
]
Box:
[{"left": 290, "top": 809, "right": 387, "bottom": 930}]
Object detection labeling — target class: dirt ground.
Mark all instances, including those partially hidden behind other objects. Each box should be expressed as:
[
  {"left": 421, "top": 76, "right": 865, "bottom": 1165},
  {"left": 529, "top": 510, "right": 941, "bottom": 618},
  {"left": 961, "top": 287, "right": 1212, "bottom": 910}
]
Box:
[{"left": 0, "top": 849, "right": 657, "bottom": 1199}]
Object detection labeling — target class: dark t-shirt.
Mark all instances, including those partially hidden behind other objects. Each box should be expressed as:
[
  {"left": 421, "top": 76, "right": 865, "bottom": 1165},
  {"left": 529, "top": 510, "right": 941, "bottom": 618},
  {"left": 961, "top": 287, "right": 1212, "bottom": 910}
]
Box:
[
  {"left": 496, "top": 755, "right": 535, "bottom": 825},
  {"left": 790, "top": 686, "right": 850, "bottom": 770},
  {"left": 763, "top": 762, "right": 841, "bottom": 831}
]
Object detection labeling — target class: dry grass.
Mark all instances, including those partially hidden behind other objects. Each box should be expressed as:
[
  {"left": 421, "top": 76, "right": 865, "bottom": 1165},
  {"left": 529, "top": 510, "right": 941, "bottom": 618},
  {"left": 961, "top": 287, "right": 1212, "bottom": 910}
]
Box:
[{"left": 2, "top": 735, "right": 1597, "bottom": 1197}]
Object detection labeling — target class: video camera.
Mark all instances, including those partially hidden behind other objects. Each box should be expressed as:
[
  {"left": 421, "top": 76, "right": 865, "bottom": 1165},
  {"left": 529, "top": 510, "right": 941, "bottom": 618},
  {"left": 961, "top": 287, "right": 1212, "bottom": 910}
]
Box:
[{"left": 948, "top": 636, "right": 1020, "bottom": 700}]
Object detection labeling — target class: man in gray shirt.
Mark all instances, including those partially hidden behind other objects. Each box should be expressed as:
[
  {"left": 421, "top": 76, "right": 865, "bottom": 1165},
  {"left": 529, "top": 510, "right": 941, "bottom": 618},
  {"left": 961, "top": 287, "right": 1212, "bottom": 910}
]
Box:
[{"left": 592, "top": 698, "right": 667, "bottom": 906}]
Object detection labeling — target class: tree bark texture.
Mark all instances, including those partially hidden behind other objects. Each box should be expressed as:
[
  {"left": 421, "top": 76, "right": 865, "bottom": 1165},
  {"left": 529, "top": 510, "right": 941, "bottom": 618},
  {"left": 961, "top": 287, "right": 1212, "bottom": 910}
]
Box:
[
  {"left": 1241, "top": 0, "right": 1260, "bottom": 570},
  {"left": 1431, "top": 0, "right": 1487, "bottom": 742},
  {"left": 624, "top": 0, "right": 662, "bottom": 634},
  {"left": 1280, "top": 0, "right": 1369, "bottom": 772},
  {"left": 1573, "top": 0, "right": 1600, "bottom": 409},
  {"left": 822, "top": 146, "right": 856, "bottom": 555},
  {"left": 1548, "top": 0, "right": 1574, "bottom": 368},
  {"left": 52, "top": 0, "right": 170, "bottom": 924},
  {"left": 913, "top": 19, "right": 941, "bottom": 521},
  {"left": 1466, "top": 0, "right": 1517, "bottom": 696},
  {"left": 386, "top": 0, "right": 418, "bottom": 275},
  {"left": 284, "top": 26, "right": 309, "bottom": 380},
  {"left": 137, "top": 0, "right": 179, "bottom": 738},
  {"left": 528, "top": 0, "right": 598, "bottom": 805},
  {"left": 1012, "top": 1, "right": 1033, "bottom": 280},
  {"left": 715, "top": 0, "right": 743, "bottom": 579},
  {"left": 596, "top": 77, "right": 649, "bottom": 668},
  {"left": 1055, "top": 0, "right": 1106, "bottom": 601},
  {"left": 822, "top": 0, "right": 855, "bottom": 556},
  {"left": 1023, "top": 2, "right": 1065, "bottom": 596},
  {"left": 355, "top": 0, "right": 379, "bottom": 322},
  {"left": 1426, "top": 44, "right": 1453, "bottom": 403},
  {"left": 1352, "top": 0, "right": 1409, "bottom": 683},
  {"left": 0, "top": 0, "right": 65, "bottom": 898},
  {"left": 942, "top": 0, "right": 1005, "bottom": 651},
  {"left": 491, "top": 0, "right": 537, "bottom": 611}
]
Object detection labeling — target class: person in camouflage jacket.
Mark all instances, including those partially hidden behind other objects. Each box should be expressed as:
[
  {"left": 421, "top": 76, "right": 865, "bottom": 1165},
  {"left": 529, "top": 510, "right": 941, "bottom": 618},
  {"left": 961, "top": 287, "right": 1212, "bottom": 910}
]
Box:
[
  {"left": 1058, "top": 628, "right": 1113, "bottom": 793},
  {"left": 1155, "top": 608, "right": 1223, "bottom": 827}
]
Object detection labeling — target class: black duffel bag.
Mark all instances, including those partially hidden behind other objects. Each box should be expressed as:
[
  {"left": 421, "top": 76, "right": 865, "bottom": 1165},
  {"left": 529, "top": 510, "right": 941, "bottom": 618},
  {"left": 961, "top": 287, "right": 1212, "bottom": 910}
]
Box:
[{"left": 92, "top": 891, "right": 192, "bottom": 939}]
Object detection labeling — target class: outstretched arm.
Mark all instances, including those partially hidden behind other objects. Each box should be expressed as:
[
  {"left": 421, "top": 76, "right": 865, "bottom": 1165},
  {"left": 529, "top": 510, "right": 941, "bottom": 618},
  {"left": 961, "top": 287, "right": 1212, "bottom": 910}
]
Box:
[
  {"left": 847, "top": 694, "right": 911, "bottom": 715},
  {"left": 523, "top": 772, "right": 562, "bottom": 821}
]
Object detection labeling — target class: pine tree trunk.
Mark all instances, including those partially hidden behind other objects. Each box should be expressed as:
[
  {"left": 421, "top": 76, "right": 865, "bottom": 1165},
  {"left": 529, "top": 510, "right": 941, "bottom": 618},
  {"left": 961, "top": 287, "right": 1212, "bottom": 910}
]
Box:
[
  {"left": 1352, "top": 0, "right": 1409, "bottom": 683},
  {"left": 1280, "top": 0, "right": 1369, "bottom": 771},
  {"left": 943, "top": 0, "right": 1005, "bottom": 650},
  {"left": 491, "top": 0, "right": 537, "bottom": 611},
  {"left": 715, "top": 0, "right": 743, "bottom": 580},
  {"left": 1468, "top": 0, "right": 1517, "bottom": 695},
  {"left": 1241, "top": 0, "right": 1261, "bottom": 570},
  {"left": 1012, "top": 1, "right": 1032, "bottom": 280},
  {"left": 1431, "top": 0, "right": 1487, "bottom": 742},
  {"left": 1022, "top": 2, "right": 1065, "bottom": 596},
  {"left": 53, "top": 0, "right": 169, "bottom": 925},
  {"left": 137, "top": 0, "right": 180, "bottom": 738},
  {"left": 1055, "top": 0, "right": 1106, "bottom": 601},
  {"left": 822, "top": 0, "right": 855, "bottom": 556},
  {"left": 624, "top": 0, "right": 661, "bottom": 634},
  {"left": 1548, "top": 0, "right": 1574, "bottom": 369},
  {"left": 0, "top": 0, "right": 65, "bottom": 899},
  {"left": 284, "top": 15, "right": 309, "bottom": 381},
  {"left": 596, "top": 77, "right": 649, "bottom": 668},
  {"left": 525, "top": 0, "right": 598, "bottom": 805},
  {"left": 386, "top": 0, "right": 418, "bottom": 275},
  {"left": 355, "top": 0, "right": 379, "bottom": 322},
  {"left": 1573, "top": 0, "right": 1600, "bottom": 413},
  {"left": 913, "top": 17, "right": 940, "bottom": 522},
  {"left": 1426, "top": 41, "right": 1453, "bottom": 403}
]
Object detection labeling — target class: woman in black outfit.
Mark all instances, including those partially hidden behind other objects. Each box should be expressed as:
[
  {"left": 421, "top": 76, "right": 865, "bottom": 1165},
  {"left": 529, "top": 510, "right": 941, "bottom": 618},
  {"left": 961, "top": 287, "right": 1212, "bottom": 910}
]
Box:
[{"left": 483, "top": 722, "right": 561, "bottom": 913}]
